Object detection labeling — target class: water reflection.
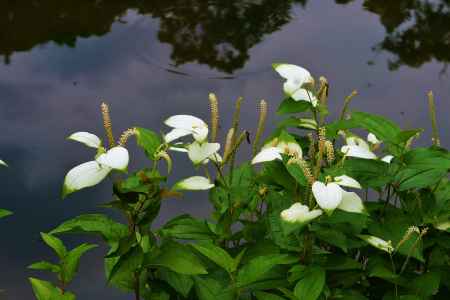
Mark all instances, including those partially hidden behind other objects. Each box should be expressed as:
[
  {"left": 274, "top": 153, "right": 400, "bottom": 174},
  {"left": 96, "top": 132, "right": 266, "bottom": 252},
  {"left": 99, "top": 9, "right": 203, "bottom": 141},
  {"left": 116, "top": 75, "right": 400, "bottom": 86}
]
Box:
[
  {"left": 368, "top": 0, "right": 450, "bottom": 71},
  {"left": 2, "top": 0, "right": 449, "bottom": 72},
  {"left": 0, "top": 0, "right": 306, "bottom": 73}
]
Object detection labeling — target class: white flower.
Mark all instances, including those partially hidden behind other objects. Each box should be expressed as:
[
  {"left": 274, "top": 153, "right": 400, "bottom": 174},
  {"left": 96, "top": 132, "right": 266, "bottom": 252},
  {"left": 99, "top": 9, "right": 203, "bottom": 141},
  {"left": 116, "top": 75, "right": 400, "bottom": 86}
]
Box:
[
  {"left": 68, "top": 132, "right": 101, "bottom": 149},
  {"left": 168, "top": 143, "right": 188, "bottom": 153},
  {"left": 273, "top": 64, "right": 317, "bottom": 106},
  {"left": 187, "top": 142, "right": 220, "bottom": 165},
  {"left": 291, "top": 89, "right": 318, "bottom": 106},
  {"left": 281, "top": 203, "right": 322, "bottom": 223},
  {"left": 338, "top": 191, "right": 365, "bottom": 214},
  {"left": 164, "top": 128, "right": 192, "bottom": 143},
  {"left": 202, "top": 153, "right": 223, "bottom": 165},
  {"left": 312, "top": 181, "right": 343, "bottom": 213},
  {"left": 341, "top": 136, "right": 377, "bottom": 160},
  {"left": 358, "top": 235, "right": 394, "bottom": 253},
  {"left": 252, "top": 140, "right": 302, "bottom": 164},
  {"left": 334, "top": 175, "right": 361, "bottom": 189},
  {"left": 341, "top": 145, "right": 377, "bottom": 159},
  {"left": 63, "top": 161, "right": 112, "bottom": 197},
  {"left": 346, "top": 136, "right": 370, "bottom": 149},
  {"left": 164, "top": 115, "right": 208, "bottom": 143},
  {"left": 367, "top": 133, "right": 381, "bottom": 145},
  {"left": 252, "top": 147, "right": 283, "bottom": 164},
  {"left": 381, "top": 155, "right": 394, "bottom": 163},
  {"left": 63, "top": 132, "right": 130, "bottom": 198},
  {"left": 173, "top": 176, "right": 214, "bottom": 191},
  {"left": 434, "top": 221, "right": 450, "bottom": 231},
  {"left": 96, "top": 146, "right": 129, "bottom": 171},
  {"left": 0, "top": 160, "right": 7, "bottom": 167}
]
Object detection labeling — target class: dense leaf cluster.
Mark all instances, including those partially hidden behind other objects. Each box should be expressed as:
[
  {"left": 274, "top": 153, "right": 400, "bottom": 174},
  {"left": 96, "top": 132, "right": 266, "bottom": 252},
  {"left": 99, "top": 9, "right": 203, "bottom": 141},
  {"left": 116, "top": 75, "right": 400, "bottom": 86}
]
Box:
[{"left": 27, "top": 65, "right": 449, "bottom": 300}]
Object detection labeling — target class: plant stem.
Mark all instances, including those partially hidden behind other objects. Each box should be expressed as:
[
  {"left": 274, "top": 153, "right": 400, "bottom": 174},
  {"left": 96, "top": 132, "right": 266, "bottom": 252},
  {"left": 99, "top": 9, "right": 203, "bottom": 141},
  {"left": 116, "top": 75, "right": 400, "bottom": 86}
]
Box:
[
  {"left": 134, "top": 271, "right": 141, "bottom": 300},
  {"left": 427, "top": 91, "right": 441, "bottom": 146},
  {"left": 389, "top": 253, "right": 398, "bottom": 298},
  {"left": 339, "top": 90, "right": 357, "bottom": 120}
]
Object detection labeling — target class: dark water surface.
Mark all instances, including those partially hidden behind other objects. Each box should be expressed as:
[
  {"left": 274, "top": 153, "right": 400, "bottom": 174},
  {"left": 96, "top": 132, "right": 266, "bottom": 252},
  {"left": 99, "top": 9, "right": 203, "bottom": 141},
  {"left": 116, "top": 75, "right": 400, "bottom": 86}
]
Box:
[{"left": 0, "top": 0, "right": 449, "bottom": 299}]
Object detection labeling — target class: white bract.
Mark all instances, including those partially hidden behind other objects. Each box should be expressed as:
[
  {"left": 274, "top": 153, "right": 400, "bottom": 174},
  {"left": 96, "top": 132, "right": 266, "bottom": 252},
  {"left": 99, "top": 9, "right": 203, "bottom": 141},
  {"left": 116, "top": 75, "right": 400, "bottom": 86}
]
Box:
[
  {"left": 173, "top": 176, "right": 214, "bottom": 191},
  {"left": 338, "top": 191, "right": 365, "bottom": 214},
  {"left": 96, "top": 147, "right": 129, "bottom": 171},
  {"left": 341, "top": 135, "right": 377, "bottom": 160},
  {"left": 280, "top": 203, "right": 322, "bottom": 224},
  {"left": 252, "top": 140, "right": 302, "bottom": 164},
  {"left": 63, "top": 161, "right": 112, "bottom": 197},
  {"left": 312, "top": 182, "right": 343, "bottom": 213},
  {"left": 164, "top": 115, "right": 208, "bottom": 143},
  {"left": 313, "top": 176, "right": 365, "bottom": 214},
  {"left": 434, "top": 221, "right": 450, "bottom": 231},
  {"left": 381, "top": 155, "right": 394, "bottom": 163},
  {"left": 0, "top": 160, "right": 7, "bottom": 167},
  {"left": 252, "top": 147, "right": 282, "bottom": 164},
  {"left": 273, "top": 64, "right": 318, "bottom": 106},
  {"left": 334, "top": 175, "right": 362, "bottom": 189},
  {"left": 358, "top": 235, "right": 394, "bottom": 253},
  {"left": 68, "top": 132, "right": 101, "bottom": 149},
  {"left": 202, "top": 153, "right": 223, "bottom": 165},
  {"left": 187, "top": 142, "right": 220, "bottom": 165},
  {"left": 367, "top": 133, "right": 381, "bottom": 145},
  {"left": 63, "top": 132, "right": 130, "bottom": 198}
]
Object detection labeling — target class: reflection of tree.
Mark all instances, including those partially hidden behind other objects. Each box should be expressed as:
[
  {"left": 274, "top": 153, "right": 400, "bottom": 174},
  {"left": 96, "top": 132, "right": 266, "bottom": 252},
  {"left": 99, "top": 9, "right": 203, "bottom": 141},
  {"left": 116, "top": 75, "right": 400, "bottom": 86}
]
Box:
[
  {"left": 0, "top": 0, "right": 305, "bottom": 73},
  {"left": 1, "top": 0, "right": 449, "bottom": 72},
  {"left": 137, "top": 0, "right": 306, "bottom": 73},
  {"left": 371, "top": 0, "right": 450, "bottom": 70},
  {"left": 337, "top": 0, "right": 450, "bottom": 70},
  {"left": 0, "top": 1, "right": 134, "bottom": 64}
]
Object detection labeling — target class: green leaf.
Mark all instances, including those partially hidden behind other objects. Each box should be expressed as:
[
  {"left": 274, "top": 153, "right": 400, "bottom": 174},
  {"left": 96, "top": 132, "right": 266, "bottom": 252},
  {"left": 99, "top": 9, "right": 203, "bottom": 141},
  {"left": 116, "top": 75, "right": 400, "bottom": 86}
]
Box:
[
  {"left": 0, "top": 209, "right": 12, "bottom": 219},
  {"left": 28, "top": 261, "right": 61, "bottom": 273},
  {"left": 323, "top": 255, "right": 361, "bottom": 271},
  {"left": 135, "top": 127, "right": 162, "bottom": 160},
  {"left": 311, "top": 225, "right": 348, "bottom": 252},
  {"left": 191, "top": 242, "right": 235, "bottom": 273},
  {"left": 147, "top": 241, "right": 207, "bottom": 275},
  {"left": 237, "top": 254, "right": 297, "bottom": 287},
  {"left": 368, "top": 214, "right": 424, "bottom": 262},
  {"left": 277, "top": 117, "right": 317, "bottom": 131},
  {"left": 61, "top": 243, "right": 97, "bottom": 284},
  {"left": 293, "top": 266, "right": 325, "bottom": 300},
  {"left": 367, "top": 256, "right": 399, "bottom": 281},
  {"left": 412, "top": 271, "right": 440, "bottom": 297},
  {"left": 106, "top": 246, "right": 144, "bottom": 285},
  {"left": 397, "top": 168, "right": 447, "bottom": 191},
  {"left": 50, "top": 214, "right": 128, "bottom": 246},
  {"left": 159, "top": 268, "right": 194, "bottom": 298},
  {"left": 159, "top": 214, "right": 215, "bottom": 240},
  {"left": 194, "top": 276, "right": 233, "bottom": 300},
  {"left": 277, "top": 98, "right": 312, "bottom": 114},
  {"left": 350, "top": 112, "right": 401, "bottom": 143},
  {"left": 396, "top": 148, "right": 450, "bottom": 191},
  {"left": 255, "top": 291, "right": 287, "bottom": 300},
  {"left": 343, "top": 158, "right": 391, "bottom": 188},
  {"left": 285, "top": 162, "right": 308, "bottom": 187},
  {"left": 29, "top": 278, "right": 76, "bottom": 300},
  {"left": 40, "top": 232, "right": 67, "bottom": 260}
]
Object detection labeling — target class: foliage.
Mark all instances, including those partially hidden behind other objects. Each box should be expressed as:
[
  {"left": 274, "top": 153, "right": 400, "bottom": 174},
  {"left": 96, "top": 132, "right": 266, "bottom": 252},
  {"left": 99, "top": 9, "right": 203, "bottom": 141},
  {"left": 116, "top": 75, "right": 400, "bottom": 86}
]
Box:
[
  {"left": 28, "top": 233, "right": 97, "bottom": 300},
  {"left": 30, "top": 63, "right": 450, "bottom": 299}
]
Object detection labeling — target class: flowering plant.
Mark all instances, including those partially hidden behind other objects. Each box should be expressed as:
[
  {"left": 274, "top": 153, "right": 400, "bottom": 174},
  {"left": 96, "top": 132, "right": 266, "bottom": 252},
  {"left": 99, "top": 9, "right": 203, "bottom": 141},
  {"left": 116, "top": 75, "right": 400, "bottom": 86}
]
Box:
[{"left": 29, "top": 64, "right": 449, "bottom": 300}]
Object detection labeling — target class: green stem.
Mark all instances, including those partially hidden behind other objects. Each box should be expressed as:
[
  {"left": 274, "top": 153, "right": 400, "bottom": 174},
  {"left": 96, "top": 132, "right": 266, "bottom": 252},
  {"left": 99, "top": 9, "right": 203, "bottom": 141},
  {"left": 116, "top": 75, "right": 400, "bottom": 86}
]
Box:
[
  {"left": 134, "top": 271, "right": 141, "bottom": 300},
  {"left": 427, "top": 91, "right": 441, "bottom": 146},
  {"left": 389, "top": 253, "right": 398, "bottom": 298},
  {"left": 339, "top": 90, "right": 358, "bottom": 120}
]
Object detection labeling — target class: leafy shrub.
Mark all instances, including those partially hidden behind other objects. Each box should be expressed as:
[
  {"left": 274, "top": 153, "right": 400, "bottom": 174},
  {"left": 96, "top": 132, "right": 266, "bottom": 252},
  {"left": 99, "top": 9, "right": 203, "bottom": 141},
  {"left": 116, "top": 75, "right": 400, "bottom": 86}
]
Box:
[{"left": 30, "top": 64, "right": 449, "bottom": 299}]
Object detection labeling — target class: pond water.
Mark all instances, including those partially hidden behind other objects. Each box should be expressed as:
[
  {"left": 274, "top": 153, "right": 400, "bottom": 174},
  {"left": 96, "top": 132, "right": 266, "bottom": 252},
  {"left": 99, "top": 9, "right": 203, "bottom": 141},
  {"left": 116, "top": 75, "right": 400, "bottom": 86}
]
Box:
[{"left": 0, "top": 0, "right": 449, "bottom": 298}]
